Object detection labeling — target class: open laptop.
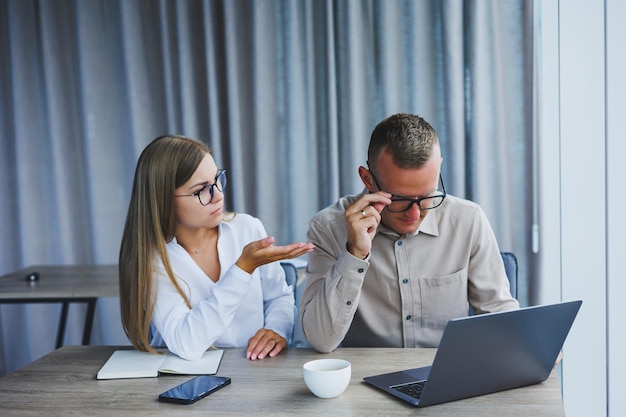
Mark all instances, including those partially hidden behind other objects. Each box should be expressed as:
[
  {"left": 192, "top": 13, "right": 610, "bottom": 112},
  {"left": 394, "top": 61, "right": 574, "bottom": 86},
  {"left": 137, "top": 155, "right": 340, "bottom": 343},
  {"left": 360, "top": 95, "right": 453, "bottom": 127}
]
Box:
[{"left": 363, "top": 300, "right": 582, "bottom": 407}]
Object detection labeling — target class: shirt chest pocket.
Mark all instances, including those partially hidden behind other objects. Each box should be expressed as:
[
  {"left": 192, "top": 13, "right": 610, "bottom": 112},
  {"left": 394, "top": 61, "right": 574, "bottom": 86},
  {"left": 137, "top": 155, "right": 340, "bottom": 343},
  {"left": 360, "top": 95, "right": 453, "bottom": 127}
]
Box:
[{"left": 418, "top": 270, "right": 469, "bottom": 329}]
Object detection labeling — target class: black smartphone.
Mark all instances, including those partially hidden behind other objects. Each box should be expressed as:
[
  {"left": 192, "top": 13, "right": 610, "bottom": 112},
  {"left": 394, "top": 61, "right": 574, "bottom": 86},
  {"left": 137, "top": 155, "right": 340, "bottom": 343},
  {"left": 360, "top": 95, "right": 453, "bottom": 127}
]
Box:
[{"left": 158, "top": 375, "right": 231, "bottom": 404}]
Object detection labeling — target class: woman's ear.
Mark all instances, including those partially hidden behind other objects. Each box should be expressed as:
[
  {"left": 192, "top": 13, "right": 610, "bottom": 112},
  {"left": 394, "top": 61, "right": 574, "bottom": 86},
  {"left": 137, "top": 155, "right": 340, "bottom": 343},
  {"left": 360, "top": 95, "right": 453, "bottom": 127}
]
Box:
[{"left": 358, "top": 166, "right": 375, "bottom": 192}]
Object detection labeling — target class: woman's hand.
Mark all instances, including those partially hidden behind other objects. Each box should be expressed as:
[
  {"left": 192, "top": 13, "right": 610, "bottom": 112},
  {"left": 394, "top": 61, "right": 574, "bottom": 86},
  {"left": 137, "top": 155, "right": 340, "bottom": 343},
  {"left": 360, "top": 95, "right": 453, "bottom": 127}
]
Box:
[
  {"left": 246, "top": 328, "right": 286, "bottom": 360},
  {"left": 235, "top": 236, "right": 314, "bottom": 274}
]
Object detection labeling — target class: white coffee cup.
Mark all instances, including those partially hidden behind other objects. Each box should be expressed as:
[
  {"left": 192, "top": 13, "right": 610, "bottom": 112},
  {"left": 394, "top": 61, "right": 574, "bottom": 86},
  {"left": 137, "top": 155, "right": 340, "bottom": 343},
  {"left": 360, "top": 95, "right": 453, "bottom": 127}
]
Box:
[{"left": 302, "top": 358, "right": 351, "bottom": 398}]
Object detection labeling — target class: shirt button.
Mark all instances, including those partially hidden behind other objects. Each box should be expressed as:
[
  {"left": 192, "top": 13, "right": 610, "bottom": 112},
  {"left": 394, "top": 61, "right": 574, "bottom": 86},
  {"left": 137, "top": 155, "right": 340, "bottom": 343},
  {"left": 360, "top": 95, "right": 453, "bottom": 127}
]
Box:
[
  {"left": 402, "top": 278, "right": 409, "bottom": 284},
  {"left": 405, "top": 315, "right": 412, "bottom": 321},
  {"left": 347, "top": 301, "right": 352, "bottom": 306},
  {"left": 357, "top": 268, "right": 364, "bottom": 273},
  {"left": 397, "top": 241, "right": 403, "bottom": 246}
]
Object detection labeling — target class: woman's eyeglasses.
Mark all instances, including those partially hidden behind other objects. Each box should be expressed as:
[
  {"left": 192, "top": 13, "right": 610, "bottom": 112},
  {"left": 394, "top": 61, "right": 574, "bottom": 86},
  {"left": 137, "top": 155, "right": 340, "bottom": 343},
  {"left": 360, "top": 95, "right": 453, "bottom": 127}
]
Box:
[{"left": 175, "top": 169, "right": 227, "bottom": 206}]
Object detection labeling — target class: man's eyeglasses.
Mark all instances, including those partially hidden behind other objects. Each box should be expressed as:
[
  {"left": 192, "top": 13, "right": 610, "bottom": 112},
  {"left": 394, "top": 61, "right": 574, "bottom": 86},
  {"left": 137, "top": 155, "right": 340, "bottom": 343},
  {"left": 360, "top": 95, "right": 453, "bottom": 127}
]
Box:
[
  {"left": 175, "top": 169, "right": 227, "bottom": 206},
  {"left": 370, "top": 170, "right": 446, "bottom": 213}
]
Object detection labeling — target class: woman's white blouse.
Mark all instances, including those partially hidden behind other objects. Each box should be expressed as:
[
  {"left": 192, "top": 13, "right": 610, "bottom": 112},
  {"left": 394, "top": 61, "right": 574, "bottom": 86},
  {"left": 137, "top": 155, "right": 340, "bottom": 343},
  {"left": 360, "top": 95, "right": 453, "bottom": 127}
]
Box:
[{"left": 150, "top": 214, "right": 295, "bottom": 360}]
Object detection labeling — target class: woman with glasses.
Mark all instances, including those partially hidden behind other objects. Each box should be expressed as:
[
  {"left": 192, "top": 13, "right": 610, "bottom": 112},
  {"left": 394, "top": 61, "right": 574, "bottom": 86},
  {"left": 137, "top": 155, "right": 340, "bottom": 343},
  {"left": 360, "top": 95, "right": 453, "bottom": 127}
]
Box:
[
  {"left": 119, "top": 135, "right": 313, "bottom": 361},
  {"left": 300, "top": 113, "right": 519, "bottom": 353}
]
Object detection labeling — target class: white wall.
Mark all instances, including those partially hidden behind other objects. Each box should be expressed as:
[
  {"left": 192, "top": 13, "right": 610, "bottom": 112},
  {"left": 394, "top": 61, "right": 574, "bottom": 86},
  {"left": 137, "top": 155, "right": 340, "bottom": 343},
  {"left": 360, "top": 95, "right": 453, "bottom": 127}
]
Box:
[{"left": 538, "top": 1, "right": 626, "bottom": 416}]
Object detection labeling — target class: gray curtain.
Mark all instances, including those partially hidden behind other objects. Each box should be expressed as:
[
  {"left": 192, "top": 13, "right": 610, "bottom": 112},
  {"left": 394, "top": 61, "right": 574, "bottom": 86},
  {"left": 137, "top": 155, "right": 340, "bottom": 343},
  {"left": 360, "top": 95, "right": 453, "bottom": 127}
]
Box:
[{"left": 0, "top": 0, "right": 533, "bottom": 375}]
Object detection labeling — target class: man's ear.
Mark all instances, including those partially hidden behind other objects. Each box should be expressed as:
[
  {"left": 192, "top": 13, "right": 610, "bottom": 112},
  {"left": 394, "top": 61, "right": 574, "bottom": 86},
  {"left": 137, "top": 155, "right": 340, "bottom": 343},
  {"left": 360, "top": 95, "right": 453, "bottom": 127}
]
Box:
[{"left": 358, "top": 166, "right": 374, "bottom": 192}]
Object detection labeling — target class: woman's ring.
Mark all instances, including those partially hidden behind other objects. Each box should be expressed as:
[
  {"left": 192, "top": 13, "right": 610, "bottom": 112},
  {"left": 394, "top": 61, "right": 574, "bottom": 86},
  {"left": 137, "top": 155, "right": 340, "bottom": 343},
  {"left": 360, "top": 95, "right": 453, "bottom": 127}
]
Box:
[
  {"left": 270, "top": 338, "right": 277, "bottom": 345},
  {"left": 360, "top": 210, "right": 366, "bottom": 218}
]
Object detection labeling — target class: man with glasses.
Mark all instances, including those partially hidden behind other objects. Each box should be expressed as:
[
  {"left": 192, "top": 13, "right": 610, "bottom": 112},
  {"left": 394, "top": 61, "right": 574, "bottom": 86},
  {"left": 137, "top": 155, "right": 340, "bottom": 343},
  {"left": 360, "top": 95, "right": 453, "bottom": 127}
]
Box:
[{"left": 300, "top": 113, "right": 519, "bottom": 353}]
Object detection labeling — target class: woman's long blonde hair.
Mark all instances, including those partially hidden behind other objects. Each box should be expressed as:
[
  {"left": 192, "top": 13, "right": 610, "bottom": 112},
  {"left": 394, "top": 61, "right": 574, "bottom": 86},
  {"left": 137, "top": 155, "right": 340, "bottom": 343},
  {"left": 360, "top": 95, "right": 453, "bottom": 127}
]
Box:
[{"left": 119, "top": 135, "right": 211, "bottom": 353}]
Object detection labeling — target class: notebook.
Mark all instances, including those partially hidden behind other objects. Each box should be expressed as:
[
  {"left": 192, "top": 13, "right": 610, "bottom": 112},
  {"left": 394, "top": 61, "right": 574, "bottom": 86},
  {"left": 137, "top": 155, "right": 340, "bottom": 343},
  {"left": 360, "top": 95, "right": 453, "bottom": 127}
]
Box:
[
  {"left": 97, "top": 348, "right": 224, "bottom": 380},
  {"left": 363, "top": 300, "right": 582, "bottom": 407}
]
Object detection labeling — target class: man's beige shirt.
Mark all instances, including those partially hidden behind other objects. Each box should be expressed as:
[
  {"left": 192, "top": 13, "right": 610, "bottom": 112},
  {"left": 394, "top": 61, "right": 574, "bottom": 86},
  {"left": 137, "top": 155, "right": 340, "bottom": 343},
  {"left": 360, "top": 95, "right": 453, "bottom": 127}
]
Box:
[{"left": 300, "top": 193, "right": 520, "bottom": 353}]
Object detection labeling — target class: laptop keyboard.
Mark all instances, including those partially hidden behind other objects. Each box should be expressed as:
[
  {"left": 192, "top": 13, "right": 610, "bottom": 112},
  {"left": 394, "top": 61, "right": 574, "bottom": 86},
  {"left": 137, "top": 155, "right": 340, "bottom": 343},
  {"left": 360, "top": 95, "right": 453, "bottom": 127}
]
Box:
[{"left": 391, "top": 380, "right": 427, "bottom": 400}]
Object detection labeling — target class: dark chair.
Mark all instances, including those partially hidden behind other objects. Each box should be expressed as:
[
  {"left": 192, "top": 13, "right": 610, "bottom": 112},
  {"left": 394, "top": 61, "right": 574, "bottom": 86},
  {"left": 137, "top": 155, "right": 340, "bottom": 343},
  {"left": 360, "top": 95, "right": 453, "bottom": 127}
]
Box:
[
  {"left": 280, "top": 262, "right": 298, "bottom": 289},
  {"left": 500, "top": 251, "right": 518, "bottom": 299},
  {"left": 280, "top": 262, "right": 310, "bottom": 347}
]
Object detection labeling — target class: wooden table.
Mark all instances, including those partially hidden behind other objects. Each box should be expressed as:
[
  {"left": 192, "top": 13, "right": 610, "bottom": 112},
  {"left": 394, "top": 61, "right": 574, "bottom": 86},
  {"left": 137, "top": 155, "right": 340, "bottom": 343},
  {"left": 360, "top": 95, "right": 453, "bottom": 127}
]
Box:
[
  {"left": 0, "top": 345, "right": 565, "bottom": 416},
  {"left": 0, "top": 265, "right": 118, "bottom": 348}
]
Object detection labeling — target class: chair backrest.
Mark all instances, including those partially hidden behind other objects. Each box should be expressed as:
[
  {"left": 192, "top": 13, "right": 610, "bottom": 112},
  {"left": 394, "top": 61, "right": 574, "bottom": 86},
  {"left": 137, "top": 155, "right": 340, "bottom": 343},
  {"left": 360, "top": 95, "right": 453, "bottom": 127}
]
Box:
[
  {"left": 280, "top": 262, "right": 310, "bottom": 347},
  {"left": 500, "top": 251, "right": 518, "bottom": 299},
  {"left": 280, "top": 262, "right": 298, "bottom": 289}
]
